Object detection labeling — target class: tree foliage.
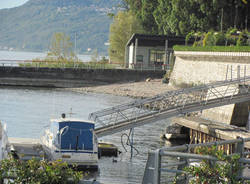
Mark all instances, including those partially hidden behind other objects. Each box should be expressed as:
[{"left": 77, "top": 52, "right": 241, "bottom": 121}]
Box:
[
  {"left": 47, "top": 32, "right": 76, "bottom": 62},
  {"left": 122, "top": 0, "right": 250, "bottom": 36},
  {"left": 109, "top": 11, "right": 144, "bottom": 63}
]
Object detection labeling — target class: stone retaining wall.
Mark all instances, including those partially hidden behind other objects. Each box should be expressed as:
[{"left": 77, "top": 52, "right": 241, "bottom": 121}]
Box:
[
  {"left": 0, "top": 67, "right": 165, "bottom": 88},
  {"left": 170, "top": 51, "right": 250, "bottom": 126}
]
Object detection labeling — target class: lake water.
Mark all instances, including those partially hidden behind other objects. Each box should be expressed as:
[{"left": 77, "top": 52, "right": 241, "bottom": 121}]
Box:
[
  {"left": 0, "top": 87, "right": 173, "bottom": 184},
  {"left": 0, "top": 50, "right": 174, "bottom": 183},
  {"left": 0, "top": 50, "right": 92, "bottom": 63}
]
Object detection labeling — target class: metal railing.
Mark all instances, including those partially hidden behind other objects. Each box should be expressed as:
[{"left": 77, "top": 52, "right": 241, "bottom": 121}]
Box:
[
  {"left": 142, "top": 137, "right": 250, "bottom": 184},
  {"left": 90, "top": 76, "right": 250, "bottom": 137},
  {"left": 129, "top": 63, "right": 172, "bottom": 71}
]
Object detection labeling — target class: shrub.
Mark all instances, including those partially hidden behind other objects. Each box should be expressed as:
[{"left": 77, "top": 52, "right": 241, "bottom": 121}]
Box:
[
  {"left": 214, "top": 32, "right": 226, "bottom": 46},
  {"left": 0, "top": 157, "right": 83, "bottom": 184},
  {"left": 203, "top": 32, "right": 215, "bottom": 46},
  {"left": 182, "top": 146, "right": 248, "bottom": 184},
  {"left": 237, "top": 32, "right": 248, "bottom": 46},
  {"left": 185, "top": 31, "right": 194, "bottom": 45},
  {"left": 225, "top": 28, "right": 238, "bottom": 46}
]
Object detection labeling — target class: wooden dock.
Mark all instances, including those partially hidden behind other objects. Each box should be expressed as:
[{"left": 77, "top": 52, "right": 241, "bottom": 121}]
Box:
[
  {"left": 8, "top": 137, "right": 45, "bottom": 160},
  {"left": 173, "top": 117, "right": 250, "bottom": 152}
]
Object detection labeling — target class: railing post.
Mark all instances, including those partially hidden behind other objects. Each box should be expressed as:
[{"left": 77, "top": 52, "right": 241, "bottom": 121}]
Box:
[
  {"left": 237, "top": 65, "right": 240, "bottom": 81},
  {"left": 244, "top": 65, "right": 246, "bottom": 84},
  {"left": 226, "top": 65, "right": 228, "bottom": 81},
  {"left": 231, "top": 65, "right": 233, "bottom": 80},
  {"left": 153, "top": 149, "right": 161, "bottom": 184},
  {"left": 236, "top": 137, "right": 244, "bottom": 178}
]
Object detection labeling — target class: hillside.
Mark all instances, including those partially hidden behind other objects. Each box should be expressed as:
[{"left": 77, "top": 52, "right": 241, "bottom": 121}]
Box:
[{"left": 0, "top": 0, "right": 121, "bottom": 54}]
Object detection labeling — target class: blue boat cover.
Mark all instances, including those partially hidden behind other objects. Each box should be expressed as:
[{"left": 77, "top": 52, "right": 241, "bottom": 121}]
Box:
[{"left": 58, "top": 121, "right": 94, "bottom": 151}]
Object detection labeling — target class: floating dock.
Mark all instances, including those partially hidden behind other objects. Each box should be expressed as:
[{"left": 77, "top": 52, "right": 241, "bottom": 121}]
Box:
[
  {"left": 8, "top": 137, "right": 45, "bottom": 160},
  {"left": 8, "top": 138, "right": 119, "bottom": 161}
]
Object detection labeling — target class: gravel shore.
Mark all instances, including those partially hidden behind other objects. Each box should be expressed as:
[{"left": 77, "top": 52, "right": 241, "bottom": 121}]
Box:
[{"left": 69, "top": 79, "right": 176, "bottom": 98}]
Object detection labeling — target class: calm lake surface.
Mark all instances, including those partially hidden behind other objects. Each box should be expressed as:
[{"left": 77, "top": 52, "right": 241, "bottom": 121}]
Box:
[
  {"left": 0, "top": 87, "right": 172, "bottom": 184},
  {"left": 0, "top": 50, "right": 174, "bottom": 183},
  {"left": 0, "top": 50, "right": 92, "bottom": 63}
]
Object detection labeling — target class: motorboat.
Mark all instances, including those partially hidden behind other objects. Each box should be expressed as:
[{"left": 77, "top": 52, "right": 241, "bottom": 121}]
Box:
[{"left": 41, "top": 114, "right": 98, "bottom": 170}]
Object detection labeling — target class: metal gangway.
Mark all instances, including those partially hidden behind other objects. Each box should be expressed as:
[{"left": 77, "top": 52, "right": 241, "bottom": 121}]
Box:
[{"left": 89, "top": 76, "right": 250, "bottom": 137}]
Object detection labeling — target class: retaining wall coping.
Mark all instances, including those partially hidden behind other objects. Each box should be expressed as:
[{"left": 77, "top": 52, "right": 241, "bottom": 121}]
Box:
[{"left": 174, "top": 51, "right": 250, "bottom": 57}]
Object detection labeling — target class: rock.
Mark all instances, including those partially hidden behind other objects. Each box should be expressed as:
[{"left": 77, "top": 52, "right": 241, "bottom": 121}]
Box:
[{"left": 162, "top": 78, "right": 169, "bottom": 84}]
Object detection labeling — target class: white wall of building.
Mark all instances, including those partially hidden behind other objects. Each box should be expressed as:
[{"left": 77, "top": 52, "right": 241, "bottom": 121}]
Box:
[
  {"left": 128, "top": 45, "right": 134, "bottom": 68},
  {"left": 130, "top": 46, "right": 165, "bottom": 68}
]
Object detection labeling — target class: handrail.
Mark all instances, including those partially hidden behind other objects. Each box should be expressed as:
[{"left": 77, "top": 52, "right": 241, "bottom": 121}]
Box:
[{"left": 142, "top": 137, "right": 250, "bottom": 184}]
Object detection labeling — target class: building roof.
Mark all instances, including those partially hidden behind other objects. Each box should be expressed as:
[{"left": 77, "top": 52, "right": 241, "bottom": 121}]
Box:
[{"left": 126, "top": 34, "right": 190, "bottom": 47}]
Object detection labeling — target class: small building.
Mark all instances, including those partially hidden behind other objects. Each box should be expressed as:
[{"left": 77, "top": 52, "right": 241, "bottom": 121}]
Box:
[{"left": 125, "top": 34, "right": 187, "bottom": 70}]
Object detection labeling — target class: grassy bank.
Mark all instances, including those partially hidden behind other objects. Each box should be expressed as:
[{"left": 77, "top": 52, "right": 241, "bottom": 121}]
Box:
[
  {"left": 19, "top": 61, "right": 117, "bottom": 69},
  {"left": 173, "top": 45, "right": 250, "bottom": 52}
]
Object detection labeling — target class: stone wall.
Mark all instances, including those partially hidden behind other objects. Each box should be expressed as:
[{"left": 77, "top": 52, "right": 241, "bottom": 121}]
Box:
[
  {"left": 170, "top": 51, "right": 250, "bottom": 126},
  {"left": 0, "top": 67, "right": 165, "bottom": 88},
  {"left": 170, "top": 52, "right": 250, "bottom": 86}
]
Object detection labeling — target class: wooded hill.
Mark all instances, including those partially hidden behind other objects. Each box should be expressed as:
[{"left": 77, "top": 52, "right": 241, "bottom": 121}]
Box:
[{"left": 0, "top": 0, "right": 121, "bottom": 54}]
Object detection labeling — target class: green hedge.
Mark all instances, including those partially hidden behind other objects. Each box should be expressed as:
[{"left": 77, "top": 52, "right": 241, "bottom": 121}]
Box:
[{"left": 173, "top": 45, "right": 250, "bottom": 52}]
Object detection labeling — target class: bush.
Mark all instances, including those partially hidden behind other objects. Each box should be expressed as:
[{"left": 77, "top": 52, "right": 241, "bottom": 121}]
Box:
[
  {"left": 0, "top": 157, "right": 83, "bottom": 184},
  {"left": 203, "top": 32, "right": 215, "bottom": 46},
  {"left": 185, "top": 31, "right": 194, "bottom": 45},
  {"left": 182, "top": 146, "right": 248, "bottom": 184},
  {"left": 214, "top": 32, "right": 226, "bottom": 46},
  {"left": 237, "top": 32, "right": 248, "bottom": 46},
  {"left": 225, "top": 29, "right": 238, "bottom": 46}
]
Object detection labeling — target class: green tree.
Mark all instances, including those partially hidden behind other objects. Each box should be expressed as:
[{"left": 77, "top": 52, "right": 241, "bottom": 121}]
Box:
[
  {"left": 109, "top": 11, "right": 144, "bottom": 64},
  {"left": 47, "top": 32, "right": 76, "bottom": 62},
  {"left": 123, "top": 0, "right": 250, "bottom": 36},
  {"left": 140, "top": 0, "right": 159, "bottom": 34},
  {"left": 91, "top": 49, "right": 99, "bottom": 62}
]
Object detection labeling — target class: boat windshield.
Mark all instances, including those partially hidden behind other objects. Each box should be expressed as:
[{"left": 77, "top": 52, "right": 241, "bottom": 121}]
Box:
[{"left": 50, "top": 122, "right": 60, "bottom": 148}]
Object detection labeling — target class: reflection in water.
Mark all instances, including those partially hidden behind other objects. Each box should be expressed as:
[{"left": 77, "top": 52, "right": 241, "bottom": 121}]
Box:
[{"left": 0, "top": 87, "right": 173, "bottom": 183}]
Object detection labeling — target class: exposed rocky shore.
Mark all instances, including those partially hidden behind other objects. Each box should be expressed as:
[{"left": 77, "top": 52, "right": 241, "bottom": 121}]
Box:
[{"left": 69, "top": 79, "right": 176, "bottom": 98}]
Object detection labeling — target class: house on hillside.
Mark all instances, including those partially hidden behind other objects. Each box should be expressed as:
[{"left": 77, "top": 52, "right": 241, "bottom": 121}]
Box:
[{"left": 125, "top": 34, "right": 188, "bottom": 70}]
